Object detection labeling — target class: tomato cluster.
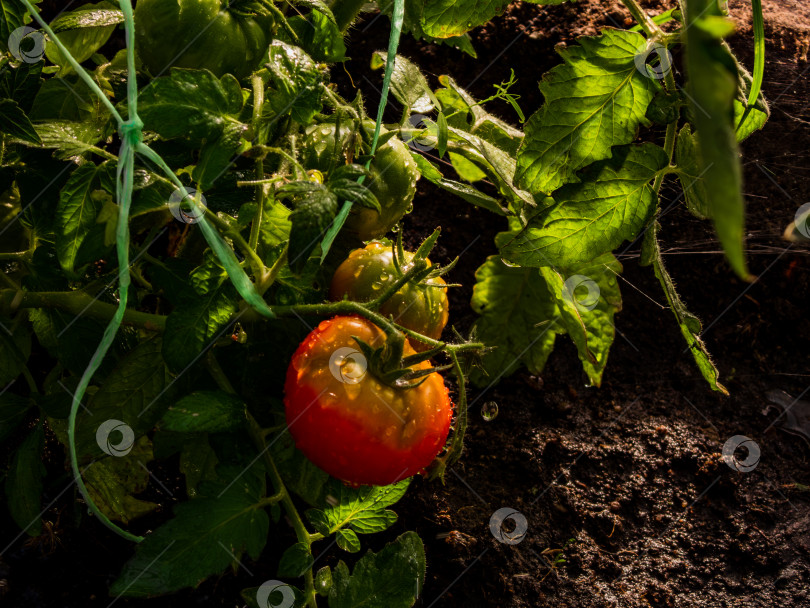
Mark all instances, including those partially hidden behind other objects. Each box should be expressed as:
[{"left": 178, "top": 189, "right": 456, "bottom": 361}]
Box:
[{"left": 284, "top": 232, "right": 453, "bottom": 486}]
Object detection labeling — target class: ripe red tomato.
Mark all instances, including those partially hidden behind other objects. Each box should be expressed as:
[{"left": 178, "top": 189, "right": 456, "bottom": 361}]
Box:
[
  {"left": 283, "top": 315, "right": 453, "bottom": 486},
  {"left": 329, "top": 241, "right": 449, "bottom": 351}
]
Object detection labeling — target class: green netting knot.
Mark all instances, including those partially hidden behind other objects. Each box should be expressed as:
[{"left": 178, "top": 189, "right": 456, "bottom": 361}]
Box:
[{"left": 119, "top": 117, "right": 144, "bottom": 146}]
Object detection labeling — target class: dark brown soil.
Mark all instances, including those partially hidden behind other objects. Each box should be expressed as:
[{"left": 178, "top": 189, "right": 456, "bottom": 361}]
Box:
[{"left": 2, "top": 1, "right": 809, "bottom": 607}]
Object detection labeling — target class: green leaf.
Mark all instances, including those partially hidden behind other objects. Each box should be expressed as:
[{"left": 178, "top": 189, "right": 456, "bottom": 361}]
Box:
[
  {"left": 411, "top": 153, "right": 508, "bottom": 216},
  {"left": 329, "top": 179, "right": 380, "bottom": 213},
  {"left": 372, "top": 52, "right": 436, "bottom": 113},
  {"left": 28, "top": 308, "right": 112, "bottom": 377},
  {"left": 0, "top": 393, "right": 31, "bottom": 444},
  {"left": 378, "top": 0, "right": 476, "bottom": 56},
  {"left": 419, "top": 0, "right": 510, "bottom": 38},
  {"left": 470, "top": 256, "right": 561, "bottom": 387},
  {"left": 45, "top": 2, "right": 120, "bottom": 76},
  {"left": 284, "top": 10, "right": 346, "bottom": 63},
  {"left": 6, "top": 425, "right": 45, "bottom": 536},
  {"left": 641, "top": 222, "right": 728, "bottom": 394},
  {"left": 315, "top": 565, "right": 333, "bottom": 596},
  {"left": 732, "top": 48, "right": 769, "bottom": 142},
  {"left": 0, "top": 60, "right": 43, "bottom": 113},
  {"left": 74, "top": 336, "right": 172, "bottom": 457},
  {"left": 515, "top": 29, "right": 659, "bottom": 195},
  {"left": 287, "top": 187, "right": 338, "bottom": 273},
  {"left": 675, "top": 125, "right": 710, "bottom": 219},
  {"left": 266, "top": 40, "right": 323, "bottom": 125},
  {"left": 32, "top": 120, "right": 110, "bottom": 160},
  {"left": 683, "top": 1, "right": 749, "bottom": 278},
  {"left": 29, "top": 76, "right": 98, "bottom": 122},
  {"left": 328, "top": 531, "right": 425, "bottom": 608},
  {"left": 192, "top": 121, "right": 248, "bottom": 190},
  {"left": 449, "top": 127, "right": 534, "bottom": 211},
  {"left": 54, "top": 161, "right": 111, "bottom": 276},
  {"left": 278, "top": 542, "right": 315, "bottom": 578},
  {"left": 259, "top": 199, "right": 293, "bottom": 249},
  {"left": 162, "top": 255, "right": 239, "bottom": 374},
  {"left": 448, "top": 151, "right": 486, "bottom": 182},
  {"left": 138, "top": 68, "right": 246, "bottom": 144},
  {"left": 271, "top": 427, "right": 330, "bottom": 506},
  {"left": 504, "top": 144, "right": 667, "bottom": 268},
  {"left": 50, "top": 3, "right": 123, "bottom": 32},
  {"left": 539, "top": 254, "right": 623, "bottom": 387},
  {"left": 0, "top": 316, "right": 32, "bottom": 387},
  {"left": 0, "top": 98, "right": 41, "bottom": 144},
  {"left": 110, "top": 477, "right": 269, "bottom": 597},
  {"left": 83, "top": 436, "right": 159, "bottom": 524},
  {"left": 160, "top": 391, "right": 246, "bottom": 433},
  {"left": 336, "top": 529, "right": 361, "bottom": 553},
  {"left": 179, "top": 434, "right": 219, "bottom": 498},
  {"left": 436, "top": 76, "right": 523, "bottom": 155},
  {"left": 0, "top": 0, "right": 42, "bottom": 55},
  {"left": 306, "top": 478, "right": 409, "bottom": 538}
]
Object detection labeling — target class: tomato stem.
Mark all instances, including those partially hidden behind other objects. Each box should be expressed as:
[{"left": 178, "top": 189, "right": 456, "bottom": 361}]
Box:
[
  {"left": 366, "top": 258, "right": 428, "bottom": 310},
  {"left": 249, "top": 75, "right": 266, "bottom": 252},
  {"left": 0, "top": 289, "right": 166, "bottom": 331},
  {"left": 619, "top": 0, "right": 662, "bottom": 37},
  {"left": 208, "top": 352, "right": 320, "bottom": 607}
]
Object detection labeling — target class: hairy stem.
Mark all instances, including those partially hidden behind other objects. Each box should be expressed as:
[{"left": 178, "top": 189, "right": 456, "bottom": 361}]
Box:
[
  {"left": 250, "top": 75, "right": 266, "bottom": 252},
  {"left": 620, "top": 0, "right": 661, "bottom": 37},
  {"left": 0, "top": 289, "right": 166, "bottom": 330},
  {"left": 206, "top": 352, "right": 318, "bottom": 607}
]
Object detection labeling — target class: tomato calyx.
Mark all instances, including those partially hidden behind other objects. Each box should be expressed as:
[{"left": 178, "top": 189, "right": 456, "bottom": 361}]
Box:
[
  {"left": 365, "top": 228, "right": 457, "bottom": 312},
  {"left": 350, "top": 334, "right": 453, "bottom": 389}
]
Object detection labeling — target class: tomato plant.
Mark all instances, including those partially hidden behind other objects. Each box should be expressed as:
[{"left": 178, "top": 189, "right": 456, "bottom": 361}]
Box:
[
  {"left": 0, "top": 0, "right": 769, "bottom": 605},
  {"left": 330, "top": 239, "right": 450, "bottom": 349}
]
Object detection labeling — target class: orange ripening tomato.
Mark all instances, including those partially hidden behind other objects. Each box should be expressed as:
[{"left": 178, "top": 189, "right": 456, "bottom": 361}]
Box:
[{"left": 283, "top": 315, "right": 453, "bottom": 486}]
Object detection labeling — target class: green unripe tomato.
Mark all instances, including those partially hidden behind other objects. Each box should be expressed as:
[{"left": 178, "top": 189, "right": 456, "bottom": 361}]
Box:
[
  {"left": 329, "top": 241, "right": 449, "bottom": 351},
  {"left": 135, "top": 0, "right": 274, "bottom": 79},
  {"left": 302, "top": 123, "right": 420, "bottom": 241}
]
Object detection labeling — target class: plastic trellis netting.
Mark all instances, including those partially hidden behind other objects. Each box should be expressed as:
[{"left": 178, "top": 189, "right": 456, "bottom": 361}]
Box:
[{"left": 18, "top": 0, "right": 406, "bottom": 543}]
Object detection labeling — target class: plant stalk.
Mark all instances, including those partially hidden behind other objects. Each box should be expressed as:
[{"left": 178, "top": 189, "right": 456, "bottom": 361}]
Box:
[
  {"left": 620, "top": 0, "right": 662, "bottom": 37},
  {"left": 0, "top": 289, "right": 166, "bottom": 331}
]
